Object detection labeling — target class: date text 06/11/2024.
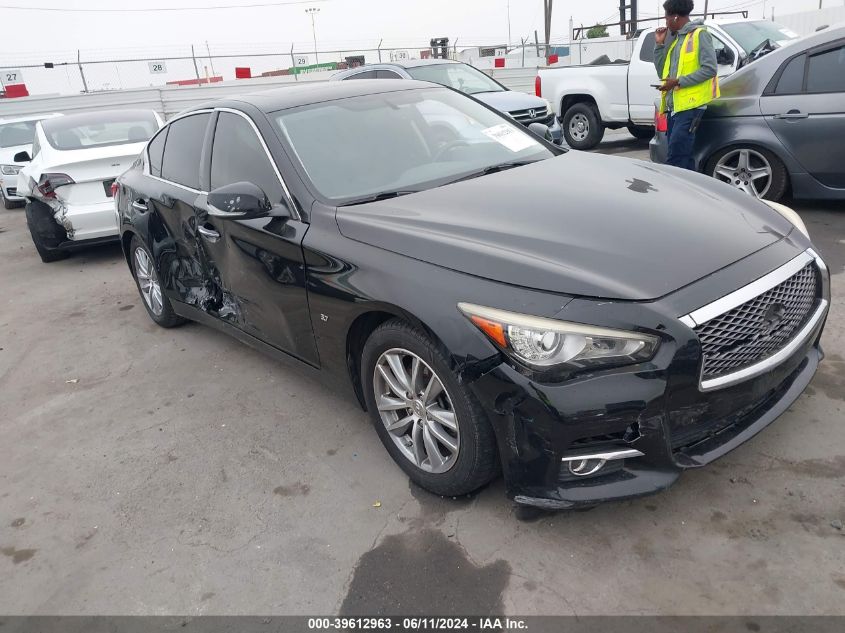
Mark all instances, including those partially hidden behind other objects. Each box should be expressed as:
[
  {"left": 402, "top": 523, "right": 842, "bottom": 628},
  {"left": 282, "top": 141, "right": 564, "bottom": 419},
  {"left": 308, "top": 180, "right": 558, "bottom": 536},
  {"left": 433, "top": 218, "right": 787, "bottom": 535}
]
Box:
[{"left": 306, "top": 617, "right": 529, "bottom": 630}]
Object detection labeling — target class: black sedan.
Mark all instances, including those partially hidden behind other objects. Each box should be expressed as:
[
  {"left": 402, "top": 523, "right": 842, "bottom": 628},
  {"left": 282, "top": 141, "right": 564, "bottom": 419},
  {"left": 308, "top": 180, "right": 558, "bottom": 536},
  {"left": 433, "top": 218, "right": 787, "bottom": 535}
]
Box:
[
  {"left": 651, "top": 24, "right": 845, "bottom": 202},
  {"left": 116, "top": 80, "right": 830, "bottom": 510}
]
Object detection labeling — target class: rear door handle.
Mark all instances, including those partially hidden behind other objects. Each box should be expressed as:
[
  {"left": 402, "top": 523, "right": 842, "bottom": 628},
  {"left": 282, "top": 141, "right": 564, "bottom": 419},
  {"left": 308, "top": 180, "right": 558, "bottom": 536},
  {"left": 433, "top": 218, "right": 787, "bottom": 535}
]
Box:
[
  {"left": 773, "top": 111, "right": 808, "bottom": 120},
  {"left": 197, "top": 225, "right": 220, "bottom": 243},
  {"left": 132, "top": 199, "right": 148, "bottom": 211}
]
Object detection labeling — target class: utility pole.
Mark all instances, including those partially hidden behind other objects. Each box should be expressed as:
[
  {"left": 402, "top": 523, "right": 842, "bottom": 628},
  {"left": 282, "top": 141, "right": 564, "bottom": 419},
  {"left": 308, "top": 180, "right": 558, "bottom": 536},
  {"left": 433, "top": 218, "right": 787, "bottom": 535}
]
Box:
[
  {"left": 704, "top": 0, "right": 709, "bottom": 18},
  {"left": 544, "top": 0, "right": 553, "bottom": 58},
  {"left": 205, "top": 41, "right": 216, "bottom": 76},
  {"left": 305, "top": 7, "right": 320, "bottom": 64},
  {"left": 507, "top": 0, "right": 512, "bottom": 47}
]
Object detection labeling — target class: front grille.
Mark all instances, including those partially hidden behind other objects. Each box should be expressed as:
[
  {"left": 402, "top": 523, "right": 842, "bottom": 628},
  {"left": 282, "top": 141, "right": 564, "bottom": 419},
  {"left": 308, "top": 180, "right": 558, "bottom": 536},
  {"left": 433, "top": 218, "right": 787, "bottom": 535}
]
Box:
[
  {"left": 694, "top": 263, "right": 818, "bottom": 381},
  {"left": 509, "top": 106, "right": 549, "bottom": 123}
]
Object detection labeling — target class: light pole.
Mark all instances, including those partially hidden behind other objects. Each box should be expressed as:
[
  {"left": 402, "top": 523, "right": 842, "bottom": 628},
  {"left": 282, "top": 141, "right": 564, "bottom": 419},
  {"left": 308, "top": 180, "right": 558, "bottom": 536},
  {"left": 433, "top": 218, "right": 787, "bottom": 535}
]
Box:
[{"left": 305, "top": 7, "right": 320, "bottom": 64}]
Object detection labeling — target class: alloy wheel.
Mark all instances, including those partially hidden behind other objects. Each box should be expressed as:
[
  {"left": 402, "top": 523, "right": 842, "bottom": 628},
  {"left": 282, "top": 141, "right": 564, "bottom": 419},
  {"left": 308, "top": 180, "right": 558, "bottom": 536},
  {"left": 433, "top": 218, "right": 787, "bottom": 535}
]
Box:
[
  {"left": 569, "top": 113, "right": 590, "bottom": 142},
  {"left": 713, "top": 148, "right": 772, "bottom": 198},
  {"left": 373, "top": 348, "right": 460, "bottom": 474},
  {"left": 134, "top": 247, "right": 164, "bottom": 316}
]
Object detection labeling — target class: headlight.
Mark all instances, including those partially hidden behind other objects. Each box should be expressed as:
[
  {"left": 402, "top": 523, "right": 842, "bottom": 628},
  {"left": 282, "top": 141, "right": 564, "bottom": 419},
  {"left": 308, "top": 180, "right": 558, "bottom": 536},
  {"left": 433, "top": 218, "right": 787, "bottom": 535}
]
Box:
[
  {"left": 0, "top": 164, "right": 21, "bottom": 176},
  {"left": 763, "top": 200, "right": 809, "bottom": 238},
  {"left": 458, "top": 303, "right": 659, "bottom": 371}
]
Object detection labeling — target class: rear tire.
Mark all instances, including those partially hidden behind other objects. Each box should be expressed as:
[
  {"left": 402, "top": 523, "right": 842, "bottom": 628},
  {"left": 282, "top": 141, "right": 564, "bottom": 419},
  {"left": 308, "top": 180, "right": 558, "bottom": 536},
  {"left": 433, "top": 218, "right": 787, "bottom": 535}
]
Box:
[
  {"left": 25, "top": 203, "right": 68, "bottom": 263},
  {"left": 361, "top": 319, "right": 499, "bottom": 497},
  {"left": 563, "top": 103, "right": 604, "bottom": 150},
  {"left": 130, "top": 236, "right": 185, "bottom": 328},
  {"left": 705, "top": 145, "right": 789, "bottom": 202},
  {"left": 627, "top": 124, "right": 655, "bottom": 140}
]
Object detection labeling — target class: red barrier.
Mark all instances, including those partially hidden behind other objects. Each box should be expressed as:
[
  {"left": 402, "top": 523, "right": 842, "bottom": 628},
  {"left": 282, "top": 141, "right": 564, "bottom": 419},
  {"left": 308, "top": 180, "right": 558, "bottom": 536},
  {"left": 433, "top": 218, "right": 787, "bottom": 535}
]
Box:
[
  {"left": 494, "top": 58, "right": 505, "bottom": 68},
  {"left": 235, "top": 67, "right": 252, "bottom": 79}
]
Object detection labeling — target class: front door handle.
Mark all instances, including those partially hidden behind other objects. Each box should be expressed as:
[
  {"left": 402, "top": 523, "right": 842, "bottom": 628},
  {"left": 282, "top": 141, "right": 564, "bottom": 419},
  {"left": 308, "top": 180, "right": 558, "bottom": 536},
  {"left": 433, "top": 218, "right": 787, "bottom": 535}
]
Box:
[
  {"left": 132, "top": 199, "right": 148, "bottom": 211},
  {"left": 197, "top": 225, "right": 220, "bottom": 243},
  {"left": 773, "top": 110, "right": 808, "bottom": 120}
]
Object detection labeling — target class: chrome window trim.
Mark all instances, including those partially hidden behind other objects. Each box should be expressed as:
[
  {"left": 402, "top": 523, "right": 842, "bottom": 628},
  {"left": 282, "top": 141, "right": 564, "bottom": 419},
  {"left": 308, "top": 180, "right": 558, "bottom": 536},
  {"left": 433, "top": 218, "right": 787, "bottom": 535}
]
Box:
[
  {"left": 213, "top": 107, "right": 300, "bottom": 221},
  {"left": 679, "top": 249, "right": 829, "bottom": 391}
]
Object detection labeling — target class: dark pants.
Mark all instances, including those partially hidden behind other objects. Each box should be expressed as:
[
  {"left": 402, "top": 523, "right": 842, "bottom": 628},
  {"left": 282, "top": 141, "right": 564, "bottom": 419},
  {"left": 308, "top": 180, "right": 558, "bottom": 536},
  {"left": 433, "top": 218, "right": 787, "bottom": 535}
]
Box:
[{"left": 666, "top": 108, "right": 705, "bottom": 170}]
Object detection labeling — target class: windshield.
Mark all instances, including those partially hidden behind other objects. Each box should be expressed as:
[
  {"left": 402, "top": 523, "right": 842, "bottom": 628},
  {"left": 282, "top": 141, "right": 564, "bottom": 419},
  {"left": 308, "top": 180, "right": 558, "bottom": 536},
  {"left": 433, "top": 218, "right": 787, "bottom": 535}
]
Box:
[
  {"left": 42, "top": 111, "right": 159, "bottom": 151},
  {"left": 721, "top": 21, "right": 799, "bottom": 56},
  {"left": 405, "top": 63, "right": 505, "bottom": 95},
  {"left": 274, "top": 87, "right": 554, "bottom": 203},
  {"left": 0, "top": 121, "right": 36, "bottom": 148}
]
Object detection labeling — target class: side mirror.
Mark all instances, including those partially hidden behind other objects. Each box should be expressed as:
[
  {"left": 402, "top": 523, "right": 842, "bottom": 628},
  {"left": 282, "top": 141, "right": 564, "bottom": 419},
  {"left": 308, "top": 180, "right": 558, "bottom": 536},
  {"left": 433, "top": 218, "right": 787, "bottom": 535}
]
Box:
[
  {"left": 528, "top": 122, "right": 553, "bottom": 142},
  {"left": 207, "top": 181, "right": 273, "bottom": 219},
  {"left": 716, "top": 47, "right": 735, "bottom": 66},
  {"left": 13, "top": 151, "right": 31, "bottom": 162}
]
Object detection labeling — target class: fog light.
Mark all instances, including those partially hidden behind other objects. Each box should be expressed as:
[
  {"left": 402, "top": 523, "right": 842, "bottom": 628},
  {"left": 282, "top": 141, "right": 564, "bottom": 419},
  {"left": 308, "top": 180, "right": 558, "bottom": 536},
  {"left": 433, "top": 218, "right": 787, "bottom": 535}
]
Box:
[
  {"left": 561, "top": 448, "right": 644, "bottom": 478},
  {"left": 568, "top": 459, "right": 606, "bottom": 477}
]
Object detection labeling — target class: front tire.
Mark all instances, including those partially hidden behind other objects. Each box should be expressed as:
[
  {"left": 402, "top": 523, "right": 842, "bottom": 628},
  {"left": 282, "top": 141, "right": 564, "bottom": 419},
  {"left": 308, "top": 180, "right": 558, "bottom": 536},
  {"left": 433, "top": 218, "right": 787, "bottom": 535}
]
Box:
[
  {"left": 130, "top": 236, "right": 185, "bottom": 328},
  {"left": 562, "top": 103, "right": 604, "bottom": 150},
  {"left": 361, "top": 319, "right": 499, "bottom": 497},
  {"left": 2, "top": 191, "right": 17, "bottom": 210}
]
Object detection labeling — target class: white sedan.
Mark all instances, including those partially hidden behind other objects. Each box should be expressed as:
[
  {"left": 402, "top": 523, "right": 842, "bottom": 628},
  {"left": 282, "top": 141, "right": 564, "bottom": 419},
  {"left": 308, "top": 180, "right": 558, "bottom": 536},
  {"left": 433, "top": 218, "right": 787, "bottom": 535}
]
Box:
[
  {"left": 16, "top": 109, "right": 162, "bottom": 262},
  {"left": 0, "top": 113, "right": 61, "bottom": 209}
]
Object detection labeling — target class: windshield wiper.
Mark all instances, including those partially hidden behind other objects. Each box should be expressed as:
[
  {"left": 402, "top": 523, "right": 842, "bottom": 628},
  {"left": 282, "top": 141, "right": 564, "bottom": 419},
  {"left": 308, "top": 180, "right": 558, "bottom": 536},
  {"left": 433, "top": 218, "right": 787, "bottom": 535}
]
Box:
[
  {"left": 341, "top": 190, "right": 419, "bottom": 206},
  {"left": 443, "top": 160, "right": 540, "bottom": 186}
]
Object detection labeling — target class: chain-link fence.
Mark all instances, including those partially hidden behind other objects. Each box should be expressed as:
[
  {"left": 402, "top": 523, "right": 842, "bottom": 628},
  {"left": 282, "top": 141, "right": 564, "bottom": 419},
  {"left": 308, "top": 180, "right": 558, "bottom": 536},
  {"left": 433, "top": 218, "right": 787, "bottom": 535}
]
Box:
[{"left": 1, "top": 36, "right": 570, "bottom": 97}]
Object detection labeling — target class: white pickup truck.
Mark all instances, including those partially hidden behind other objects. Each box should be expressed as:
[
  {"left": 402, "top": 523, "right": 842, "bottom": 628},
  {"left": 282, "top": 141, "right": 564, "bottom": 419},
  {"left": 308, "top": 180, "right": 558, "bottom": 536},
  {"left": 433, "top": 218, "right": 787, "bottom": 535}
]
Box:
[{"left": 537, "top": 19, "right": 800, "bottom": 149}]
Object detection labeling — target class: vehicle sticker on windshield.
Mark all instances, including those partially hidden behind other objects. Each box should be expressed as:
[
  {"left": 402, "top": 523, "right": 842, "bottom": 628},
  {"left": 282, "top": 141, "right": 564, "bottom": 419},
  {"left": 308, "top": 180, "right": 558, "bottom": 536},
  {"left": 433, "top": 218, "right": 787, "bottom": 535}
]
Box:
[{"left": 481, "top": 124, "right": 539, "bottom": 153}]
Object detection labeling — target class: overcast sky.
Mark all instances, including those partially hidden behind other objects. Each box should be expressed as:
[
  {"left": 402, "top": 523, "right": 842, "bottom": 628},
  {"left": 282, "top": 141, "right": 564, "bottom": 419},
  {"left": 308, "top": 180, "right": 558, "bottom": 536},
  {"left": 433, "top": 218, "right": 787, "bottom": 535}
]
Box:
[{"left": 0, "top": 0, "right": 828, "bottom": 58}]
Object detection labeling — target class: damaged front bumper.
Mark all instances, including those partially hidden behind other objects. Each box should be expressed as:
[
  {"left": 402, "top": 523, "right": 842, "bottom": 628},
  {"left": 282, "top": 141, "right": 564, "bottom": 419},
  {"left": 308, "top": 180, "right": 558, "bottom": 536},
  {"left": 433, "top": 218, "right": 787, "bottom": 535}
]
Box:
[{"left": 468, "top": 316, "right": 825, "bottom": 510}]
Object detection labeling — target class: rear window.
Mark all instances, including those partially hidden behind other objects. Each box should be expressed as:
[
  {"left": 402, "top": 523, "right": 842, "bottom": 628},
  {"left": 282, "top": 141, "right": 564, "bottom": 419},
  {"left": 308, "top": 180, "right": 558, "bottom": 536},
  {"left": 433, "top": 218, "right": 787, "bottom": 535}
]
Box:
[
  {"left": 42, "top": 111, "right": 159, "bottom": 151},
  {"left": 0, "top": 120, "right": 36, "bottom": 148},
  {"left": 775, "top": 54, "right": 806, "bottom": 94}
]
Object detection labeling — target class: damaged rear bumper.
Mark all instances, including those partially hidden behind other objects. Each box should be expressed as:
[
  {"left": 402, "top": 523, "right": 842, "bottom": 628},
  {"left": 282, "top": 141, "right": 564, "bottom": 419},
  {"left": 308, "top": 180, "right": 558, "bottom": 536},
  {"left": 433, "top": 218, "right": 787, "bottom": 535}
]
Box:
[
  {"left": 26, "top": 199, "right": 119, "bottom": 251},
  {"left": 468, "top": 329, "right": 823, "bottom": 510}
]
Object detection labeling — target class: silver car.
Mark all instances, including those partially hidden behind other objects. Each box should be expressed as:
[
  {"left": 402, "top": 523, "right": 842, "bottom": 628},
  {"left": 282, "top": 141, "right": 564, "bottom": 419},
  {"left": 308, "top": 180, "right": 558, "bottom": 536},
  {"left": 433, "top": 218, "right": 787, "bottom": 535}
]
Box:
[{"left": 650, "top": 24, "right": 845, "bottom": 201}]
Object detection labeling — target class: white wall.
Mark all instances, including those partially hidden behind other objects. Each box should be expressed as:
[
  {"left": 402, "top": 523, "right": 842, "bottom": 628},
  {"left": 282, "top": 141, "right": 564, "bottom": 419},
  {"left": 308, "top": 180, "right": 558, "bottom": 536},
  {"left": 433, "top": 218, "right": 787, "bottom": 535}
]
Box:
[{"left": 776, "top": 6, "right": 845, "bottom": 36}]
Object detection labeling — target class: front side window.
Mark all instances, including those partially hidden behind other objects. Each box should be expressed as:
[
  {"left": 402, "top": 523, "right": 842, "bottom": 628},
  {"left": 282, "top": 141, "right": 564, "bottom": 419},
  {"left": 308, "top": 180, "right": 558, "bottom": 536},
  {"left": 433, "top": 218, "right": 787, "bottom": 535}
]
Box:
[
  {"left": 161, "top": 113, "right": 211, "bottom": 190},
  {"left": 405, "top": 63, "right": 505, "bottom": 95},
  {"left": 0, "top": 120, "right": 36, "bottom": 148},
  {"left": 41, "top": 111, "right": 159, "bottom": 151},
  {"left": 274, "top": 87, "right": 554, "bottom": 203},
  {"left": 210, "top": 112, "right": 283, "bottom": 202},
  {"left": 806, "top": 45, "right": 845, "bottom": 93}
]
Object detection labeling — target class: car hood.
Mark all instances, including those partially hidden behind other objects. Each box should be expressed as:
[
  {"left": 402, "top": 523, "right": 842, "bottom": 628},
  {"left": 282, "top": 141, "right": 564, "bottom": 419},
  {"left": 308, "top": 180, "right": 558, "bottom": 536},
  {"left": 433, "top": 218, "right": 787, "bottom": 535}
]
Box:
[
  {"left": 472, "top": 90, "right": 546, "bottom": 114},
  {"left": 336, "top": 152, "right": 794, "bottom": 300},
  {"left": 0, "top": 144, "right": 31, "bottom": 166}
]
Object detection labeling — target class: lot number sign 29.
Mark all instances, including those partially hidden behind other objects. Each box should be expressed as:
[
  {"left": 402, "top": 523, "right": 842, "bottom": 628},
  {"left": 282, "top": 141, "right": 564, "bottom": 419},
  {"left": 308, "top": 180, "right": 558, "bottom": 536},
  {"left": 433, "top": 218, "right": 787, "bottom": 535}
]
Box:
[{"left": 148, "top": 61, "right": 168, "bottom": 75}]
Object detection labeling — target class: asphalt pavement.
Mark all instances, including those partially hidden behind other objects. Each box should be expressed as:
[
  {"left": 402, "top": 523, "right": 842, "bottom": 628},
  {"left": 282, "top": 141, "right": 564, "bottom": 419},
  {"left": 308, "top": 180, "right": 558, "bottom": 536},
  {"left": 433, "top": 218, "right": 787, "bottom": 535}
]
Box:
[{"left": 1, "top": 133, "right": 843, "bottom": 616}]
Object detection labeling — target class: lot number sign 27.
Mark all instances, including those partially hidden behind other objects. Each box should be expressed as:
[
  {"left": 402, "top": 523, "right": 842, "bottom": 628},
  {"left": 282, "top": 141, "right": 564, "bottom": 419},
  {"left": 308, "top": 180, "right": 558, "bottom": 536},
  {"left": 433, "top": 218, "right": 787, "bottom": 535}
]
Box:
[{"left": 1, "top": 69, "right": 24, "bottom": 87}]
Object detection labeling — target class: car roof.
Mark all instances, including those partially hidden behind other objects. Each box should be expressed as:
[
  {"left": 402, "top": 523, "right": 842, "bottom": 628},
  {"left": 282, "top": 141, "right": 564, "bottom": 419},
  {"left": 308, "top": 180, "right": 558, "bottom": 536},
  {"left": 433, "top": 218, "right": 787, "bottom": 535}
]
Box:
[
  {"left": 205, "top": 79, "right": 442, "bottom": 113},
  {"left": 0, "top": 113, "right": 62, "bottom": 125},
  {"left": 41, "top": 109, "right": 158, "bottom": 133}
]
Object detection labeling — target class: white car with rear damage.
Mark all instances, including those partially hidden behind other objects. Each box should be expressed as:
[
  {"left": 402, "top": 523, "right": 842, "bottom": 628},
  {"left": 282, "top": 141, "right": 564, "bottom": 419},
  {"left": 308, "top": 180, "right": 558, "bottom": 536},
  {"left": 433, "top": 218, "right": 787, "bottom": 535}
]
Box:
[{"left": 16, "top": 109, "right": 162, "bottom": 262}]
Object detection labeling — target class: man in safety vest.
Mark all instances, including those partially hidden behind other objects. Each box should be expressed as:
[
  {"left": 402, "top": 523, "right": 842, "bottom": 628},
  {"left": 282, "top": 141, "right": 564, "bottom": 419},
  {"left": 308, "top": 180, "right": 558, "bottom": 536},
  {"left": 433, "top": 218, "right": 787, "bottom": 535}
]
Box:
[{"left": 654, "top": 0, "right": 719, "bottom": 170}]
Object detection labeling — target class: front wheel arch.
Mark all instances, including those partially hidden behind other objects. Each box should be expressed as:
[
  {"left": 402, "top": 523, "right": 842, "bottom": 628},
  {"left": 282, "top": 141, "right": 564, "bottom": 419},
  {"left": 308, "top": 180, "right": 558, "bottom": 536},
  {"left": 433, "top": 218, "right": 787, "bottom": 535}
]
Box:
[{"left": 345, "top": 307, "right": 455, "bottom": 412}]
